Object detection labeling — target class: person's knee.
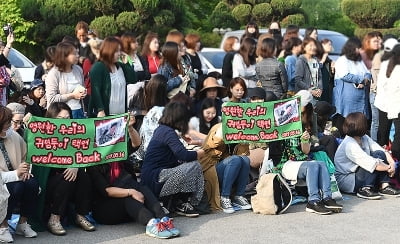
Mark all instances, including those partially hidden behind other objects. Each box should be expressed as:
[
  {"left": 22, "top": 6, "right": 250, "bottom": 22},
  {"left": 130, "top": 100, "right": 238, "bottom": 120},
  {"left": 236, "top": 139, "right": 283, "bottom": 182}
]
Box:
[{"left": 371, "top": 150, "right": 386, "bottom": 161}]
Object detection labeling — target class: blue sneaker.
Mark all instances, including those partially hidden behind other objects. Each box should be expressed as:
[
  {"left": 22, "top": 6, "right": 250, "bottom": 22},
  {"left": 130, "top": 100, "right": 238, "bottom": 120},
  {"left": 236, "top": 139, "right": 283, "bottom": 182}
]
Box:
[
  {"left": 160, "top": 216, "right": 180, "bottom": 237},
  {"left": 145, "top": 218, "right": 172, "bottom": 239}
]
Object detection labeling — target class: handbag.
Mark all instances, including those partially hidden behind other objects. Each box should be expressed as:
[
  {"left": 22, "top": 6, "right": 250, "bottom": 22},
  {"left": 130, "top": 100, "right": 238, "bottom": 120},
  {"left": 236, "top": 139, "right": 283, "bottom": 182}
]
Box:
[{"left": 0, "top": 66, "right": 11, "bottom": 88}]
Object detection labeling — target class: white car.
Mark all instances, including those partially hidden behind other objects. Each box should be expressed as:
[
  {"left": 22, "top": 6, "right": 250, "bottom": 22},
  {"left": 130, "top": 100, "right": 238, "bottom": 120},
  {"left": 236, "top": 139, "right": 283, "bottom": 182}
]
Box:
[
  {"left": 198, "top": 47, "right": 226, "bottom": 74},
  {"left": 8, "top": 48, "right": 36, "bottom": 87}
]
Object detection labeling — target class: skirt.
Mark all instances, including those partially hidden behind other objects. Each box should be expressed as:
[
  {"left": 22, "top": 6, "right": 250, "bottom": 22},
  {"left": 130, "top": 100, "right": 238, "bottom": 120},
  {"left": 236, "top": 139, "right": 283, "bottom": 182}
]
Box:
[{"left": 159, "top": 161, "right": 204, "bottom": 205}]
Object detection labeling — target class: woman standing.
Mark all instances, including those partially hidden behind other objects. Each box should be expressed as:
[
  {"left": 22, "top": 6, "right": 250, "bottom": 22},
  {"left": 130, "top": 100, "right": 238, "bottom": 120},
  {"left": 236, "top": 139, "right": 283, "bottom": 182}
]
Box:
[
  {"left": 88, "top": 37, "right": 137, "bottom": 117},
  {"left": 46, "top": 42, "right": 86, "bottom": 119},
  {"left": 294, "top": 37, "right": 323, "bottom": 99},
  {"left": 185, "top": 33, "right": 207, "bottom": 89},
  {"left": 141, "top": 32, "right": 161, "bottom": 76},
  {"left": 284, "top": 37, "right": 303, "bottom": 96},
  {"left": 141, "top": 102, "right": 205, "bottom": 217},
  {"left": 256, "top": 38, "right": 288, "bottom": 99},
  {"left": 221, "top": 36, "right": 240, "bottom": 87},
  {"left": 121, "top": 32, "right": 151, "bottom": 82},
  {"left": 333, "top": 37, "right": 371, "bottom": 118},
  {"left": 232, "top": 38, "right": 257, "bottom": 88},
  {"left": 318, "top": 39, "right": 335, "bottom": 103}
]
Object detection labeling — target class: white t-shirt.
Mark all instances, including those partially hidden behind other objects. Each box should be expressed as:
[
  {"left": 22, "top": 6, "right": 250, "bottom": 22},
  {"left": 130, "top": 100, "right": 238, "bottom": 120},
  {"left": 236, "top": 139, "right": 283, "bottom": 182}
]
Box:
[
  {"left": 65, "top": 72, "right": 81, "bottom": 110},
  {"left": 109, "top": 67, "right": 126, "bottom": 115}
]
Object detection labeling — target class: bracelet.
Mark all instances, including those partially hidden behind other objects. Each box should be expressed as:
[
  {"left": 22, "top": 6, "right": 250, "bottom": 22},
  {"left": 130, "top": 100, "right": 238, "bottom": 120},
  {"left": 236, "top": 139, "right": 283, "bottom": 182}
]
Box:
[{"left": 300, "top": 138, "right": 309, "bottom": 143}]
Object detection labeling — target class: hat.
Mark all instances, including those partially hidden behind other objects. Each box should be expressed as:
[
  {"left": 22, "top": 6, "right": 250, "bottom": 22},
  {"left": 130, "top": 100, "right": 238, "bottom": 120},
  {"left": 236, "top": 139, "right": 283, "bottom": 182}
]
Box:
[
  {"left": 199, "top": 77, "right": 226, "bottom": 97},
  {"left": 30, "top": 79, "right": 44, "bottom": 90},
  {"left": 295, "top": 90, "right": 313, "bottom": 107},
  {"left": 247, "top": 88, "right": 266, "bottom": 100},
  {"left": 314, "top": 101, "right": 336, "bottom": 117},
  {"left": 88, "top": 38, "right": 103, "bottom": 59},
  {"left": 6, "top": 102, "right": 25, "bottom": 115},
  {"left": 384, "top": 38, "right": 398, "bottom": 52}
]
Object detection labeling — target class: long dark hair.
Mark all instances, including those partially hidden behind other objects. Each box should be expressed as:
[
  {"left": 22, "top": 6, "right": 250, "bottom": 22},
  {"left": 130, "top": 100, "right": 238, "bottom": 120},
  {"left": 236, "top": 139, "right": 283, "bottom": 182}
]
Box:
[
  {"left": 386, "top": 44, "right": 400, "bottom": 78},
  {"left": 159, "top": 102, "right": 189, "bottom": 134},
  {"left": 341, "top": 37, "right": 362, "bottom": 61},
  {"left": 239, "top": 37, "right": 256, "bottom": 67},
  {"left": 160, "top": 41, "right": 183, "bottom": 76},
  {"left": 143, "top": 74, "right": 168, "bottom": 111},
  {"left": 45, "top": 102, "right": 72, "bottom": 118},
  {"left": 199, "top": 98, "right": 218, "bottom": 135},
  {"left": 302, "top": 103, "right": 314, "bottom": 135}
]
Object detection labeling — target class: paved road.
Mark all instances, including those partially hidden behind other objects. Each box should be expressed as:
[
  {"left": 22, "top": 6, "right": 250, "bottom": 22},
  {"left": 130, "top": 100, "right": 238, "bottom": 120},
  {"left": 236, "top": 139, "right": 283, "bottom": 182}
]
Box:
[{"left": 13, "top": 194, "right": 399, "bottom": 243}]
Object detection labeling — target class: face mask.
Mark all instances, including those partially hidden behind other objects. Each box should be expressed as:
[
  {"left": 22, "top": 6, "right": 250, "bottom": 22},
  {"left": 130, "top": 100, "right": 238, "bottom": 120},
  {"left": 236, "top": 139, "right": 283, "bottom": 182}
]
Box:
[
  {"left": 80, "top": 42, "right": 87, "bottom": 48},
  {"left": 233, "top": 42, "right": 240, "bottom": 51},
  {"left": 0, "top": 128, "right": 13, "bottom": 139}
]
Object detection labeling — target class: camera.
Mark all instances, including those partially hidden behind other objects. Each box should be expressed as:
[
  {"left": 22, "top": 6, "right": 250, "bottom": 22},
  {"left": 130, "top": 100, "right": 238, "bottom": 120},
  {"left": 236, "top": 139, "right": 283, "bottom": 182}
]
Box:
[{"left": 3, "top": 23, "right": 13, "bottom": 37}]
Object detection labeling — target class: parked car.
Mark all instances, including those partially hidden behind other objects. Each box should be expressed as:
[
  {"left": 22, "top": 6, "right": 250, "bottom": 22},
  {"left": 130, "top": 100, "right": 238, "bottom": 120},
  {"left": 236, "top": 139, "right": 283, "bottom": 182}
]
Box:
[
  {"left": 220, "top": 28, "right": 348, "bottom": 61},
  {"left": 7, "top": 48, "right": 36, "bottom": 87},
  {"left": 198, "top": 47, "right": 226, "bottom": 74}
]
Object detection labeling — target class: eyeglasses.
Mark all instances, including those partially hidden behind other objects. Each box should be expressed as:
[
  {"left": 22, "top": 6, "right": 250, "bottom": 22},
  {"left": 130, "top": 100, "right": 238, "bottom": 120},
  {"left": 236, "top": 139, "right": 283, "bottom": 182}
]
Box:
[{"left": 11, "top": 120, "right": 24, "bottom": 125}]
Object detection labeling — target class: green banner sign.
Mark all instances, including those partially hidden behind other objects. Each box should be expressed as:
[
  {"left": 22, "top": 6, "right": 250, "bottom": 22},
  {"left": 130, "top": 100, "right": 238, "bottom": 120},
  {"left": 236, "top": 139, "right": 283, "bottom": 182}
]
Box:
[
  {"left": 221, "top": 97, "right": 303, "bottom": 144},
  {"left": 26, "top": 114, "right": 129, "bottom": 168}
]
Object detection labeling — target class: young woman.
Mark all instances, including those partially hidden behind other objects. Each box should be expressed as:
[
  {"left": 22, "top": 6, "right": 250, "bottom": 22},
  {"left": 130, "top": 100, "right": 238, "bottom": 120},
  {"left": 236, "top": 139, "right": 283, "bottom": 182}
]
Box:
[
  {"left": 141, "top": 102, "right": 205, "bottom": 217},
  {"left": 195, "top": 77, "right": 226, "bottom": 117},
  {"left": 256, "top": 38, "right": 288, "bottom": 99},
  {"left": 334, "top": 112, "right": 399, "bottom": 199},
  {"left": 232, "top": 38, "right": 257, "bottom": 88},
  {"left": 34, "top": 46, "right": 56, "bottom": 82},
  {"left": 189, "top": 98, "right": 219, "bottom": 144},
  {"left": 269, "top": 90, "right": 342, "bottom": 215},
  {"left": 141, "top": 32, "right": 161, "bottom": 76},
  {"left": 24, "top": 79, "right": 47, "bottom": 117},
  {"left": 333, "top": 37, "right": 371, "bottom": 118},
  {"left": 284, "top": 37, "right": 303, "bottom": 96},
  {"left": 38, "top": 102, "right": 94, "bottom": 235},
  {"left": 5, "top": 102, "right": 25, "bottom": 137},
  {"left": 221, "top": 36, "right": 240, "bottom": 87},
  {"left": 241, "top": 21, "right": 260, "bottom": 42},
  {"left": 87, "top": 113, "right": 179, "bottom": 239},
  {"left": 294, "top": 37, "right": 323, "bottom": 99},
  {"left": 374, "top": 44, "right": 400, "bottom": 163},
  {"left": 227, "top": 77, "right": 247, "bottom": 103},
  {"left": 185, "top": 33, "right": 207, "bottom": 89},
  {"left": 0, "top": 105, "right": 39, "bottom": 242},
  {"left": 305, "top": 27, "right": 318, "bottom": 40},
  {"left": 46, "top": 42, "right": 87, "bottom": 119},
  {"left": 88, "top": 36, "right": 137, "bottom": 118},
  {"left": 121, "top": 32, "right": 151, "bottom": 82},
  {"left": 318, "top": 39, "right": 335, "bottom": 103},
  {"left": 158, "top": 42, "right": 191, "bottom": 96}
]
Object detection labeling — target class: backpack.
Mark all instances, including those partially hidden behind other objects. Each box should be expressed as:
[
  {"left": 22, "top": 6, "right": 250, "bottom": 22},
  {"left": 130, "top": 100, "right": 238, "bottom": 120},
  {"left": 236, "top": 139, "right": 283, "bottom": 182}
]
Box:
[{"left": 251, "top": 173, "right": 292, "bottom": 215}]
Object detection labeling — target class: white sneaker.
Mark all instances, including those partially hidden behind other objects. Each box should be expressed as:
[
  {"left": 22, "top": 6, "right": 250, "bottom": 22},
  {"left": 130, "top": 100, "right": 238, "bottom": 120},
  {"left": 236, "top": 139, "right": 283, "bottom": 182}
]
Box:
[
  {"left": 0, "top": 227, "right": 13, "bottom": 243},
  {"left": 233, "top": 196, "right": 252, "bottom": 210},
  {"left": 220, "top": 197, "right": 235, "bottom": 214},
  {"left": 16, "top": 222, "right": 37, "bottom": 238}
]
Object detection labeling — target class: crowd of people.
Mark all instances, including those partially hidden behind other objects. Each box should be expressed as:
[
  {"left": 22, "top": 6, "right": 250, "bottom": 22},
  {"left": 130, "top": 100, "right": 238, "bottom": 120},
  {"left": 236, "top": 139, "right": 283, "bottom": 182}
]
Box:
[{"left": 0, "top": 19, "right": 400, "bottom": 242}]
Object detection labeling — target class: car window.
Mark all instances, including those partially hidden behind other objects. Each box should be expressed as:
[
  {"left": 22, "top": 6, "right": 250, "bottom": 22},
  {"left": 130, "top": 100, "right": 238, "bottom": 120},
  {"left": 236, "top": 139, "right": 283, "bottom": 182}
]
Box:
[
  {"left": 7, "top": 49, "right": 35, "bottom": 68},
  {"left": 200, "top": 51, "right": 225, "bottom": 69}
]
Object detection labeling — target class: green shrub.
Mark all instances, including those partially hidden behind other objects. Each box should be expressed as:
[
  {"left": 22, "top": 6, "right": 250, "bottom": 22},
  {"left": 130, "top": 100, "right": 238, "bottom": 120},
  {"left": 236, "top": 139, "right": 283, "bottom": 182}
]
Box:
[
  {"left": 48, "top": 25, "right": 74, "bottom": 45},
  {"left": 271, "top": 0, "right": 302, "bottom": 15},
  {"left": 131, "top": 0, "right": 160, "bottom": 12},
  {"left": 231, "top": 4, "right": 252, "bottom": 25},
  {"left": 153, "top": 10, "right": 175, "bottom": 27},
  {"left": 354, "top": 27, "right": 400, "bottom": 39},
  {"left": 342, "top": 0, "right": 400, "bottom": 28},
  {"left": 281, "top": 14, "right": 305, "bottom": 27},
  {"left": 252, "top": 3, "right": 273, "bottom": 24},
  {"left": 90, "top": 16, "right": 118, "bottom": 39},
  {"left": 116, "top": 12, "right": 140, "bottom": 32},
  {"left": 209, "top": 2, "right": 240, "bottom": 29}
]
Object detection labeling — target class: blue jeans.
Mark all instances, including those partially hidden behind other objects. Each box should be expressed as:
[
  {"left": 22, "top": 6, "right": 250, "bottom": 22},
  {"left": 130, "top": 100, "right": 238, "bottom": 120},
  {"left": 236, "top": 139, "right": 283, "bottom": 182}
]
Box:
[
  {"left": 216, "top": 155, "right": 250, "bottom": 197},
  {"left": 72, "top": 108, "right": 85, "bottom": 119},
  {"left": 370, "top": 92, "right": 379, "bottom": 141},
  {"left": 354, "top": 150, "right": 390, "bottom": 191},
  {"left": 297, "top": 161, "right": 331, "bottom": 202},
  {"left": 5, "top": 177, "right": 40, "bottom": 220}
]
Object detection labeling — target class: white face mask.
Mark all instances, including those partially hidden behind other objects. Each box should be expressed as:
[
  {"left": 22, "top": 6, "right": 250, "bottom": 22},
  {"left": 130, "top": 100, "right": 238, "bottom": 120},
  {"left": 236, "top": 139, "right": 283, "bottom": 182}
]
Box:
[
  {"left": 233, "top": 42, "right": 240, "bottom": 51},
  {"left": 0, "top": 128, "right": 13, "bottom": 139},
  {"left": 80, "top": 42, "right": 87, "bottom": 48}
]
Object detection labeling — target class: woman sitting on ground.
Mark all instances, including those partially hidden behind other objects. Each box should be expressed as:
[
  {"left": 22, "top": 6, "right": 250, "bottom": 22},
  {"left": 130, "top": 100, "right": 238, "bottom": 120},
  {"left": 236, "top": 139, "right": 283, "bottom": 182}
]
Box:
[
  {"left": 141, "top": 102, "right": 205, "bottom": 217},
  {"left": 334, "top": 112, "right": 400, "bottom": 199},
  {"left": 87, "top": 114, "right": 179, "bottom": 239}
]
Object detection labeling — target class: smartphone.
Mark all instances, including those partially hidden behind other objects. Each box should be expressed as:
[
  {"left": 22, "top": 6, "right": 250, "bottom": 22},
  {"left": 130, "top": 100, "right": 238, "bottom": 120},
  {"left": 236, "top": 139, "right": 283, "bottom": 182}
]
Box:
[{"left": 3, "top": 23, "right": 12, "bottom": 37}]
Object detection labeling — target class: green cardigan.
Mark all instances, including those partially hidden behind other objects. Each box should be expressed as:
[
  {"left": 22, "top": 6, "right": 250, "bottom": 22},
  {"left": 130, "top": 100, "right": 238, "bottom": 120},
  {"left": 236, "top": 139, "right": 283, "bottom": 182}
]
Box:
[{"left": 88, "top": 61, "right": 137, "bottom": 117}]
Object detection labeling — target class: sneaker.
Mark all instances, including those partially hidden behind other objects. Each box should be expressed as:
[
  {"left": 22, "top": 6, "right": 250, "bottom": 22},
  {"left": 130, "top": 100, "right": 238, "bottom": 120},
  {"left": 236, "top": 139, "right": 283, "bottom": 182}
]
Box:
[
  {"left": 76, "top": 214, "right": 96, "bottom": 232},
  {"left": 220, "top": 197, "right": 235, "bottom": 214},
  {"left": 15, "top": 222, "right": 38, "bottom": 238},
  {"left": 232, "top": 196, "right": 252, "bottom": 210},
  {"left": 323, "top": 198, "right": 343, "bottom": 213},
  {"left": 145, "top": 218, "right": 172, "bottom": 239},
  {"left": 175, "top": 202, "right": 199, "bottom": 217},
  {"left": 0, "top": 227, "right": 13, "bottom": 243},
  {"left": 305, "top": 201, "right": 332, "bottom": 215},
  {"left": 379, "top": 186, "right": 400, "bottom": 197},
  {"left": 357, "top": 187, "right": 381, "bottom": 200},
  {"left": 160, "top": 217, "right": 180, "bottom": 237}
]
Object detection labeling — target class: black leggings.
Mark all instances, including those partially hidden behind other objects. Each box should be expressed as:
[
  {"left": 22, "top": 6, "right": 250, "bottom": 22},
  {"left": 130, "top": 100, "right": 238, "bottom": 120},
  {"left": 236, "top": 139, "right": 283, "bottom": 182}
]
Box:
[{"left": 93, "top": 185, "right": 164, "bottom": 225}]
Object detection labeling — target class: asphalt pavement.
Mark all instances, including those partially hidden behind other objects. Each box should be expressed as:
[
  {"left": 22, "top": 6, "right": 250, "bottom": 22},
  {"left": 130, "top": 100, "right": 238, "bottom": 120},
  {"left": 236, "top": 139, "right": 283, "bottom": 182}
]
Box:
[{"left": 12, "top": 194, "right": 399, "bottom": 243}]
